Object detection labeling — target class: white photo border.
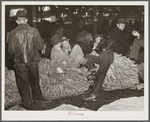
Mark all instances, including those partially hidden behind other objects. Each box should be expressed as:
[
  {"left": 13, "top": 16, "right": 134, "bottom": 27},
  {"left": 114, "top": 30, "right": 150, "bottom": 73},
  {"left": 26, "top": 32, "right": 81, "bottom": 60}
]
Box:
[{"left": 1, "top": 1, "right": 149, "bottom": 121}]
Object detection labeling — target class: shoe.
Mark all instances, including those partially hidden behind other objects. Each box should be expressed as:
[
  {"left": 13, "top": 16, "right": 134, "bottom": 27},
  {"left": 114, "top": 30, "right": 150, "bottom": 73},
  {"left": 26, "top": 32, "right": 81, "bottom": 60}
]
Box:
[
  {"left": 80, "top": 88, "right": 92, "bottom": 97},
  {"left": 87, "top": 75, "right": 95, "bottom": 80},
  {"left": 40, "top": 101, "right": 52, "bottom": 109},
  {"left": 81, "top": 93, "right": 97, "bottom": 101},
  {"left": 28, "top": 101, "right": 52, "bottom": 110},
  {"left": 43, "top": 97, "right": 53, "bottom": 102}
]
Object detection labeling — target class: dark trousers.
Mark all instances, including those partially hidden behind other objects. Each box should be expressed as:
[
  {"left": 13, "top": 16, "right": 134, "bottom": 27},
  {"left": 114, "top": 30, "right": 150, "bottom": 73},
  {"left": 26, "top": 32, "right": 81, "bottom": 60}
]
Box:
[
  {"left": 15, "top": 62, "right": 43, "bottom": 109},
  {"left": 85, "top": 50, "right": 114, "bottom": 94},
  {"left": 85, "top": 54, "right": 100, "bottom": 70},
  {"left": 85, "top": 54, "right": 103, "bottom": 94}
]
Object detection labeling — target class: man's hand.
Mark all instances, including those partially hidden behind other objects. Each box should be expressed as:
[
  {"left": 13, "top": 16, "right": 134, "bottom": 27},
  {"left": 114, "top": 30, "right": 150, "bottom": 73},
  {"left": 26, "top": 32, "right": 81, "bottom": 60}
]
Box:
[
  {"left": 126, "top": 50, "right": 130, "bottom": 58},
  {"left": 90, "top": 50, "right": 99, "bottom": 56},
  {"left": 130, "top": 46, "right": 132, "bottom": 50},
  {"left": 132, "top": 30, "right": 140, "bottom": 39},
  {"left": 42, "top": 44, "right": 47, "bottom": 54}
]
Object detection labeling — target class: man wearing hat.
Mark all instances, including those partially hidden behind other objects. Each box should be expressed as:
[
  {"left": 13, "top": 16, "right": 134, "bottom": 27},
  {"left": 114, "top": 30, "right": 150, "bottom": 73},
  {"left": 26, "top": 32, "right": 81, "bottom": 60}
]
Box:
[
  {"left": 108, "top": 18, "right": 130, "bottom": 56},
  {"left": 50, "top": 34, "right": 87, "bottom": 68},
  {"left": 7, "top": 10, "right": 51, "bottom": 110},
  {"left": 41, "top": 27, "right": 64, "bottom": 58}
]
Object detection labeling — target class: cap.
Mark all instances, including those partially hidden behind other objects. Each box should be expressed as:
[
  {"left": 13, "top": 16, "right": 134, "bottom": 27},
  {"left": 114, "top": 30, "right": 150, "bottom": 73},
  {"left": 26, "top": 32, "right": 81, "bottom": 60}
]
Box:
[
  {"left": 117, "top": 18, "right": 125, "bottom": 24},
  {"left": 132, "top": 26, "right": 142, "bottom": 33},
  {"left": 51, "top": 34, "right": 63, "bottom": 45},
  {"left": 16, "top": 10, "right": 27, "bottom": 18},
  {"left": 61, "top": 36, "right": 69, "bottom": 41}
]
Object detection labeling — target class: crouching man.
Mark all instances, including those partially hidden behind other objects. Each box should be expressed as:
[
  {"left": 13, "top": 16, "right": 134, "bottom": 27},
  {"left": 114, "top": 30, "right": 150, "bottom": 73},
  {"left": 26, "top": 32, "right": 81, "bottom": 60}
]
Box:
[{"left": 7, "top": 10, "right": 51, "bottom": 110}]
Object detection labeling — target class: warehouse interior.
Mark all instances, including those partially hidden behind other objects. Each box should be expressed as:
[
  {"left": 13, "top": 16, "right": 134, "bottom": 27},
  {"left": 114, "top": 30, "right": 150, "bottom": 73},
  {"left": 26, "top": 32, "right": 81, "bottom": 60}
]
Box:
[{"left": 5, "top": 5, "right": 144, "bottom": 111}]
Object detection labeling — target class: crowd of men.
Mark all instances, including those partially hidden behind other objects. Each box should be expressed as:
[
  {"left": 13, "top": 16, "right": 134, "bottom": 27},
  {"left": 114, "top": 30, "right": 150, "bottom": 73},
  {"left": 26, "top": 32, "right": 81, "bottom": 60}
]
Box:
[{"left": 6, "top": 10, "right": 144, "bottom": 110}]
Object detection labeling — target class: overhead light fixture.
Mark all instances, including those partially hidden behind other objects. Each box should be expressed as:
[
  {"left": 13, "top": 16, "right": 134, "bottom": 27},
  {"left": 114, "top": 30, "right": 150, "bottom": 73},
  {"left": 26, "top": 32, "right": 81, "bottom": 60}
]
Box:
[
  {"left": 38, "top": 7, "right": 41, "bottom": 11},
  {"left": 43, "top": 6, "right": 51, "bottom": 11},
  {"left": 65, "top": 8, "right": 69, "bottom": 10},
  {"left": 64, "top": 14, "right": 67, "bottom": 17},
  {"left": 61, "top": 13, "right": 64, "bottom": 17},
  {"left": 103, "top": 13, "right": 109, "bottom": 17},
  {"left": 86, "top": 12, "right": 88, "bottom": 16},
  {"left": 116, "top": 7, "right": 120, "bottom": 11},
  {"left": 56, "top": 6, "right": 58, "bottom": 8}
]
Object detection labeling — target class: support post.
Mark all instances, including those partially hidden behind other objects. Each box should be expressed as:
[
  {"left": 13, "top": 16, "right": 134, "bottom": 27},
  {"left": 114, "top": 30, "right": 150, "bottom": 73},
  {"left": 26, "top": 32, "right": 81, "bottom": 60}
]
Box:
[
  {"left": 32, "top": 5, "right": 37, "bottom": 28},
  {"left": 93, "top": 6, "right": 97, "bottom": 36}
]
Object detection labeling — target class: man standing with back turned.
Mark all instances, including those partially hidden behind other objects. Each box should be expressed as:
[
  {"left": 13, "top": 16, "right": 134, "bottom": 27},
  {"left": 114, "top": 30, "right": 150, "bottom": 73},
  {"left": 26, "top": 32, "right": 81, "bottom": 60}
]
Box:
[{"left": 7, "top": 10, "right": 50, "bottom": 110}]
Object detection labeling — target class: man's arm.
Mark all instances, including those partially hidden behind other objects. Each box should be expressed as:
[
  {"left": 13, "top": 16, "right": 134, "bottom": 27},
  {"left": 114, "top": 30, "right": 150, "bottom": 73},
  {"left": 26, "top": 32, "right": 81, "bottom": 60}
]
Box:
[
  {"left": 35, "top": 29, "right": 44, "bottom": 51},
  {"left": 6, "top": 32, "right": 10, "bottom": 43},
  {"left": 8, "top": 32, "right": 15, "bottom": 54}
]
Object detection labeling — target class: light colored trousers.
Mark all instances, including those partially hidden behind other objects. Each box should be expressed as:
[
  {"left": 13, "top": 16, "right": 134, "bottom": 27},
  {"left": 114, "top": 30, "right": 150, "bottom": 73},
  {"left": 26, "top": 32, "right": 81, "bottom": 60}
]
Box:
[{"left": 69, "top": 44, "right": 87, "bottom": 67}]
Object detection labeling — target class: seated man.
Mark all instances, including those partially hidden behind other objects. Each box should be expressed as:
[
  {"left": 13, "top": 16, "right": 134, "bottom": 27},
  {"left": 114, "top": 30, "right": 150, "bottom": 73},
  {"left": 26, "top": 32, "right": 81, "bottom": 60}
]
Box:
[
  {"left": 82, "top": 36, "right": 115, "bottom": 101},
  {"left": 41, "top": 27, "right": 64, "bottom": 58},
  {"left": 108, "top": 18, "right": 130, "bottom": 56},
  {"left": 50, "top": 34, "right": 87, "bottom": 68},
  {"left": 129, "top": 29, "right": 144, "bottom": 63}
]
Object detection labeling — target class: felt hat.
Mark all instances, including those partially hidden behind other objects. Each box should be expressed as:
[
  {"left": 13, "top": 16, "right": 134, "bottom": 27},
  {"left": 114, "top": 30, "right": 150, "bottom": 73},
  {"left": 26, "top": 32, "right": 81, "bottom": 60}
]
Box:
[
  {"left": 132, "top": 26, "right": 141, "bottom": 33},
  {"left": 61, "top": 36, "right": 70, "bottom": 41},
  {"left": 51, "top": 34, "right": 63, "bottom": 45},
  {"left": 117, "top": 18, "right": 125, "bottom": 24},
  {"left": 16, "top": 10, "right": 27, "bottom": 18}
]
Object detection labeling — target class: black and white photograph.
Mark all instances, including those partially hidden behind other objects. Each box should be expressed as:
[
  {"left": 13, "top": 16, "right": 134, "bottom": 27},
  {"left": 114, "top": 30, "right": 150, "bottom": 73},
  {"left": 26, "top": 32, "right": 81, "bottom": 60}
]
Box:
[{"left": 1, "top": 1, "right": 149, "bottom": 121}]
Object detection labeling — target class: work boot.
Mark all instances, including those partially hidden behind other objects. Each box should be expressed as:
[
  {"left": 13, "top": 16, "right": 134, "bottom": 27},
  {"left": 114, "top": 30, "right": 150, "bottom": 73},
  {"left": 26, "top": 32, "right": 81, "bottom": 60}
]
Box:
[
  {"left": 27, "top": 101, "right": 52, "bottom": 110},
  {"left": 81, "top": 93, "right": 98, "bottom": 101},
  {"left": 80, "top": 87, "right": 92, "bottom": 97}
]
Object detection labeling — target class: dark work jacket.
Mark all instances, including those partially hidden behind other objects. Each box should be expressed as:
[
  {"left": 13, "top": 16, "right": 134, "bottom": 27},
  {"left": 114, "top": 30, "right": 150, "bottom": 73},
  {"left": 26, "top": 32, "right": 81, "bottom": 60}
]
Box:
[
  {"left": 7, "top": 23, "right": 44, "bottom": 63},
  {"left": 109, "top": 27, "right": 129, "bottom": 56}
]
